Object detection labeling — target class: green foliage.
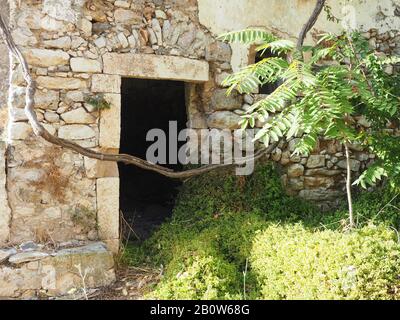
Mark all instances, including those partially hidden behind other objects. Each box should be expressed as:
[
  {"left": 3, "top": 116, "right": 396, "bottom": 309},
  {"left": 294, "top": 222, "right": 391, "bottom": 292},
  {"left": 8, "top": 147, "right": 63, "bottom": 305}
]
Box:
[
  {"left": 219, "top": 30, "right": 400, "bottom": 188},
  {"left": 84, "top": 93, "right": 111, "bottom": 111},
  {"left": 251, "top": 224, "right": 400, "bottom": 300},
  {"left": 123, "top": 164, "right": 400, "bottom": 300},
  {"left": 217, "top": 29, "right": 277, "bottom": 45},
  {"left": 147, "top": 234, "right": 241, "bottom": 300}
]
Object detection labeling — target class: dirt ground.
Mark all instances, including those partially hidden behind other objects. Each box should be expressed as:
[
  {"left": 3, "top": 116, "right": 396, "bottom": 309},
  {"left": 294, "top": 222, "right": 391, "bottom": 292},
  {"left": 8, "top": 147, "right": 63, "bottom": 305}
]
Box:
[{"left": 88, "top": 265, "right": 161, "bottom": 300}]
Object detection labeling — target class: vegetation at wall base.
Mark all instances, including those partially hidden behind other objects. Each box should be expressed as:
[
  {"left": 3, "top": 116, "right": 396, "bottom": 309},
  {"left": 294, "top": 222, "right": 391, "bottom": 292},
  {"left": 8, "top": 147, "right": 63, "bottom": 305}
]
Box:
[{"left": 122, "top": 163, "right": 400, "bottom": 300}]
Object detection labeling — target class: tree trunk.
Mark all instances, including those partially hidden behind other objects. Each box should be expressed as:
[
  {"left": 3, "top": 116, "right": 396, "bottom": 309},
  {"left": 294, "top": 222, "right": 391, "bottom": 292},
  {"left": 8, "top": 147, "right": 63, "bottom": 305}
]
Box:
[
  {"left": 344, "top": 142, "right": 355, "bottom": 228},
  {"left": 296, "top": 0, "right": 327, "bottom": 51}
]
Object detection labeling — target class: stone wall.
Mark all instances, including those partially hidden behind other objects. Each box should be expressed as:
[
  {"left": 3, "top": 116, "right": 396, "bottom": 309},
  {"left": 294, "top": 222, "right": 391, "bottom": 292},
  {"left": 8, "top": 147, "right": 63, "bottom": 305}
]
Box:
[
  {"left": 2, "top": 0, "right": 399, "bottom": 250},
  {"left": 0, "top": 0, "right": 11, "bottom": 247},
  {"left": 0, "top": 0, "right": 9, "bottom": 138},
  {"left": 0, "top": 242, "right": 115, "bottom": 298},
  {"left": 4, "top": 0, "right": 225, "bottom": 249}
]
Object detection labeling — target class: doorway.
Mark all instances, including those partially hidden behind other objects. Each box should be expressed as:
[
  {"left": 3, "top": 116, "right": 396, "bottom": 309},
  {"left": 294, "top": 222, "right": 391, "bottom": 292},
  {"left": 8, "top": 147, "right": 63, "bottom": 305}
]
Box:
[{"left": 119, "top": 78, "right": 187, "bottom": 240}]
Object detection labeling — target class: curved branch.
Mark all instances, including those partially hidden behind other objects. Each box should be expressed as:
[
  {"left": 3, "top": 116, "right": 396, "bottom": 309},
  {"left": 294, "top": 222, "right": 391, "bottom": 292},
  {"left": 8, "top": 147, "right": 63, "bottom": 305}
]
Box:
[
  {"left": 296, "top": 0, "right": 327, "bottom": 51},
  {"left": 0, "top": 13, "right": 276, "bottom": 179}
]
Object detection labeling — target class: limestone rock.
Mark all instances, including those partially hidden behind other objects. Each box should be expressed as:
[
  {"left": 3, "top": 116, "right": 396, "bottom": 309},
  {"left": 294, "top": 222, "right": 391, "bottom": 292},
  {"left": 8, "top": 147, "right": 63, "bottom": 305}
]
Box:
[
  {"left": 37, "top": 76, "right": 87, "bottom": 90},
  {"left": 40, "top": 16, "right": 70, "bottom": 32},
  {"left": 9, "top": 122, "right": 32, "bottom": 140},
  {"left": 65, "top": 91, "right": 84, "bottom": 103},
  {"left": 9, "top": 251, "right": 49, "bottom": 265},
  {"left": 306, "top": 155, "right": 326, "bottom": 168},
  {"left": 304, "top": 177, "right": 335, "bottom": 189},
  {"left": 92, "top": 74, "right": 121, "bottom": 94},
  {"left": 287, "top": 164, "right": 304, "bottom": 178},
  {"left": 61, "top": 108, "right": 95, "bottom": 124},
  {"left": 0, "top": 249, "right": 16, "bottom": 264},
  {"left": 114, "top": 8, "right": 142, "bottom": 25},
  {"left": 305, "top": 169, "right": 342, "bottom": 176},
  {"left": 17, "top": 9, "right": 42, "bottom": 30},
  {"left": 70, "top": 58, "right": 102, "bottom": 73},
  {"left": 337, "top": 159, "right": 361, "bottom": 172},
  {"left": 206, "top": 42, "right": 232, "bottom": 62},
  {"left": 299, "top": 189, "right": 343, "bottom": 201},
  {"left": 9, "top": 86, "right": 26, "bottom": 109},
  {"left": 0, "top": 142, "right": 10, "bottom": 245},
  {"left": 85, "top": 157, "right": 119, "bottom": 179},
  {"left": 207, "top": 111, "right": 242, "bottom": 130},
  {"left": 151, "top": 18, "right": 163, "bottom": 46},
  {"left": 94, "top": 36, "right": 107, "bottom": 48},
  {"left": 99, "top": 94, "right": 121, "bottom": 148},
  {"left": 97, "top": 178, "right": 120, "bottom": 240},
  {"left": 115, "top": 1, "right": 130, "bottom": 8},
  {"left": 43, "top": 36, "right": 72, "bottom": 50},
  {"left": 102, "top": 53, "right": 209, "bottom": 82},
  {"left": 117, "top": 32, "right": 129, "bottom": 48},
  {"left": 78, "top": 18, "right": 92, "bottom": 37},
  {"left": 211, "top": 89, "right": 242, "bottom": 111},
  {"left": 9, "top": 108, "right": 28, "bottom": 122},
  {"left": 44, "top": 111, "right": 60, "bottom": 123},
  {"left": 35, "top": 90, "right": 59, "bottom": 110},
  {"left": 43, "top": 0, "right": 80, "bottom": 23},
  {"left": 58, "top": 125, "right": 96, "bottom": 140},
  {"left": 19, "top": 241, "right": 41, "bottom": 252},
  {"left": 24, "top": 49, "right": 70, "bottom": 68},
  {"left": 12, "top": 28, "right": 38, "bottom": 46},
  {"left": 271, "top": 148, "right": 282, "bottom": 162}
]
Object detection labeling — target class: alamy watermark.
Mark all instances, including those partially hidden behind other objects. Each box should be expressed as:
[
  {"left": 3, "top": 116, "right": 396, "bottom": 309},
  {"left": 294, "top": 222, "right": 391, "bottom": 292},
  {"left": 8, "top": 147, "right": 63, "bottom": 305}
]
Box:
[{"left": 145, "top": 121, "right": 257, "bottom": 176}]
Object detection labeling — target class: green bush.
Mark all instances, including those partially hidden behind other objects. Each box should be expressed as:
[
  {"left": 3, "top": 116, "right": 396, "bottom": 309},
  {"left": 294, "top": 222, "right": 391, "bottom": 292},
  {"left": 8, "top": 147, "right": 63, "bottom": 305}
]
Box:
[
  {"left": 251, "top": 224, "right": 400, "bottom": 300},
  {"left": 148, "top": 247, "right": 240, "bottom": 300},
  {"left": 124, "top": 163, "right": 400, "bottom": 300}
]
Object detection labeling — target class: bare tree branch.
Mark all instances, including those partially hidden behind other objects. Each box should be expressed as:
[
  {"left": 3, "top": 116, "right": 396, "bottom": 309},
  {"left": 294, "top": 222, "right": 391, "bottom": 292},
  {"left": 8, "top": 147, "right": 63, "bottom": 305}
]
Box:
[
  {"left": 297, "top": 0, "right": 327, "bottom": 51},
  {"left": 0, "top": 13, "right": 276, "bottom": 179}
]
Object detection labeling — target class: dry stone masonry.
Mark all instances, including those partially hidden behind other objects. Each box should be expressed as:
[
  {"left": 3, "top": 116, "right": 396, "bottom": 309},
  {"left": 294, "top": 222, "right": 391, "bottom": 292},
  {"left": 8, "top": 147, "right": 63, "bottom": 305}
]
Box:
[{"left": 0, "top": 0, "right": 398, "bottom": 298}]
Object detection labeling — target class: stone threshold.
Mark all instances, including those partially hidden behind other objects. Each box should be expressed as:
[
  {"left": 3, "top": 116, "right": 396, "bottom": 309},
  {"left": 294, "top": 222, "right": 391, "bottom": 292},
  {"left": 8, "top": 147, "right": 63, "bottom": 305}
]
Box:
[{"left": 0, "top": 241, "right": 115, "bottom": 299}]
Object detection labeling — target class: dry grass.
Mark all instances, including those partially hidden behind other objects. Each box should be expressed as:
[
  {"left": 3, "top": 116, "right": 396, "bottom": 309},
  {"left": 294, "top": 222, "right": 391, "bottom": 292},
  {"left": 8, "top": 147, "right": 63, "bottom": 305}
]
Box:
[{"left": 24, "top": 146, "right": 70, "bottom": 203}]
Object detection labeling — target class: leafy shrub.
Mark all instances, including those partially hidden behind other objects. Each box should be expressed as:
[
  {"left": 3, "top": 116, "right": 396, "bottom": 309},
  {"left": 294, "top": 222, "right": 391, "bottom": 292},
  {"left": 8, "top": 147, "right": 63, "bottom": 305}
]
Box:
[
  {"left": 251, "top": 224, "right": 400, "bottom": 300},
  {"left": 124, "top": 163, "right": 400, "bottom": 300},
  {"left": 147, "top": 242, "right": 240, "bottom": 300}
]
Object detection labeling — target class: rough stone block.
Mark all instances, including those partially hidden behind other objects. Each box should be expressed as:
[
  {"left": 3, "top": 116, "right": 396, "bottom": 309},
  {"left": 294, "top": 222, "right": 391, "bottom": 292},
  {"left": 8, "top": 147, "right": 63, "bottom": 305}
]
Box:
[
  {"left": 103, "top": 53, "right": 209, "bottom": 82},
  {"left": 0, "top": 142, "right": 10, "bottom": 245},
  {"left": 306, "top": 155, "right": 326, "bottom": 169},
  {"left": 61, "top": 107, "right": 96, "bottom": 124},
  {"left": 58, "top": 125, "right": 96, "bottom": 140},
  {"left": 84, "top": 156, "right": 119, "bottom": 179},
  {"left": 37, "top": 76, "right": 87, "bottom": 90},
  {"left": 91, "top": 74, "right": 121, "bottom": 94},
  {"left": 8, "top": 122, "right": 32, "bottom": 140},
  {"left": 24, "top": 48, "right": 70, "bottom": 68},
  {"left": 99, "top": 94, "right": 121, "bottom": 149},
  {"left": 207, "top": 111, "right": 241, "bottom": 129},
  {"left": 211, "top": 89, "right": 242, "bottom": 111},
  {"left": 97, "top": 178, "right": 119, "bottom": 241},
  {"left": 71, "top": 57, "right": 102, "bottom": 73},
  {"left": 0, "top": 242, "right": 115, "bottom": 298},
  {"left": 287, "top": 164, "right": 304, "bottom": 178}
]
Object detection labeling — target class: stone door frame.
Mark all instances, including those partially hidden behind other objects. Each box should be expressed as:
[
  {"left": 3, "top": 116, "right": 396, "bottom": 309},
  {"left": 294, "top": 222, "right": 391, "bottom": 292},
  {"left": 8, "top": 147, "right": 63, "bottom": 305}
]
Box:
[{"left": 95, "top": 54, "right": 210, "bottom": 251}]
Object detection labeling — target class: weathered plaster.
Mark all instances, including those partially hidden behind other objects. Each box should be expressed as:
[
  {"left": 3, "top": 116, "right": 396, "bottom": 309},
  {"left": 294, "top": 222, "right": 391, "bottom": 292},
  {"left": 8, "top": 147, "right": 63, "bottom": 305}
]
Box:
[{"left": 198, "top": 0, "right": 400, "bottom": 70}]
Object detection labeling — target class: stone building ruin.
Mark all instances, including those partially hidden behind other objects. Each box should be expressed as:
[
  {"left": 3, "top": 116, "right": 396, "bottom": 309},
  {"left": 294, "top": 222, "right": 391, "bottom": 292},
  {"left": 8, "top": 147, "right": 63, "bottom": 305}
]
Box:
[{"left": 0, "top": 0, "right": 399, "bottom": 298}]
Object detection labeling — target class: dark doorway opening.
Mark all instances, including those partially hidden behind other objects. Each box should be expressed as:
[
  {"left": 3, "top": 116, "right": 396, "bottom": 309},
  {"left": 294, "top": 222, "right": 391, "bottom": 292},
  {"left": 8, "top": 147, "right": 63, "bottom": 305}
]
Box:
[
  {"left": 255, "top": 49, "right": 281, "bottom": 94},
  {"left": 119, "top": 78, "right": 187, "bottom": 241}
]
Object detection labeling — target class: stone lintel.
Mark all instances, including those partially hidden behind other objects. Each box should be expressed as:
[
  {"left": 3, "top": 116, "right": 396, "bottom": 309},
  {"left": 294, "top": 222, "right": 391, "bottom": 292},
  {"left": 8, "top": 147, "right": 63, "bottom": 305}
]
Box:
[{"left": 103, "top": 53, "right": 209, "bottom": 83}]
